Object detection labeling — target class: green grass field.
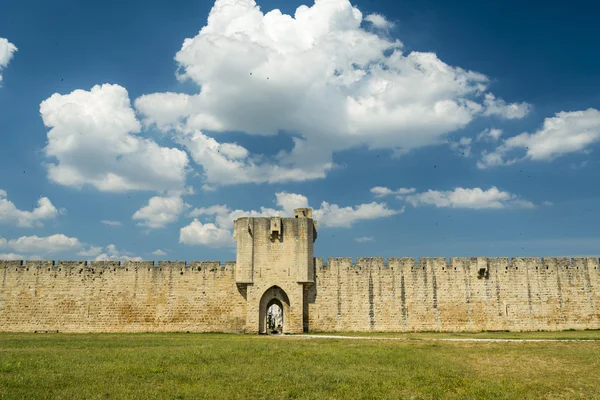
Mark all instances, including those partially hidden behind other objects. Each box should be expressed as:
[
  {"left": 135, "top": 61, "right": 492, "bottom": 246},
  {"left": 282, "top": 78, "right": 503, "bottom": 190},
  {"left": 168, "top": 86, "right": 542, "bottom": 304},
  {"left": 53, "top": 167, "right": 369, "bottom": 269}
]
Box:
[{"left": 1, "top": 332, "right": 599, "bottom": 399}]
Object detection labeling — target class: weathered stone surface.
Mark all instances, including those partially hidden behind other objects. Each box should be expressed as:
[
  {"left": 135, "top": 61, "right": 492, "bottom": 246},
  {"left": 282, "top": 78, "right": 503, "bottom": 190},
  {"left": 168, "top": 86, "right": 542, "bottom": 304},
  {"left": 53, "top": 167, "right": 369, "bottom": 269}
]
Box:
[
  {"left": 306, "top": 256, "right": 600, "bottom": 332},
  {"left": 1, "top": 208, "right": 599, "bottom": 333}
]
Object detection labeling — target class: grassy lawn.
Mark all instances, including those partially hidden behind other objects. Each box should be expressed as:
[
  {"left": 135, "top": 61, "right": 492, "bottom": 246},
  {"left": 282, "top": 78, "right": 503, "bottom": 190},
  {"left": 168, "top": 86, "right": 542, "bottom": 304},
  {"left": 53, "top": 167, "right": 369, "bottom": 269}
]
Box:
[{"left": 0, "top": 333, "right": 599, "bottom": 399}]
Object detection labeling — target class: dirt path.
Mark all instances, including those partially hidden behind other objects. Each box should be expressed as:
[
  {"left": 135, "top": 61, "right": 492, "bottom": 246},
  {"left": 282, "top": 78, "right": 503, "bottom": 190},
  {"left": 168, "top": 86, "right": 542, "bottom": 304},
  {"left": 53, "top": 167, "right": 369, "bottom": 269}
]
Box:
[{"left": 280, "top": 334, "right": 600, "bottom": 342}]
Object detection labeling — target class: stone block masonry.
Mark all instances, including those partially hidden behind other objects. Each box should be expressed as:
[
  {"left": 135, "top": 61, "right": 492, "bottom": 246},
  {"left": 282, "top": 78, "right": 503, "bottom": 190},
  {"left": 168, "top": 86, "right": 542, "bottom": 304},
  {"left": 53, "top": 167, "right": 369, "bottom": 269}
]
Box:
[
  {"left": 0, "top": 260, "right": 246, "bottom": 333},
  {"left": 1, "top": 209, "right": 599, "bottom": 333},
  {"left": 306, "top": 257, "right": 600, "bottom": 332}
]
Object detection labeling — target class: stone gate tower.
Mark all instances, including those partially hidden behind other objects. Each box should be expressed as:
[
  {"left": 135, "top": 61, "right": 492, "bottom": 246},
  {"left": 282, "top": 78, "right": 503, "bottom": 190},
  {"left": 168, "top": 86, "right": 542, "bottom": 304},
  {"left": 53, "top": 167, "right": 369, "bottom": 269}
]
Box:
[{"left": 233, "top": 208, "right": 317, "bottom": 333}]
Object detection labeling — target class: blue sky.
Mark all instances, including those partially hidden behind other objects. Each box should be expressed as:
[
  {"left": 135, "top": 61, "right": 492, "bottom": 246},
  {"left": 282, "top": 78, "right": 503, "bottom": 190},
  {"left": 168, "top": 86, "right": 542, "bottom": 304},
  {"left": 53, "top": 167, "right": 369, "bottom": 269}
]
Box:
[{"left": 1, "top": 0, "right": 599, "bottom": 262}]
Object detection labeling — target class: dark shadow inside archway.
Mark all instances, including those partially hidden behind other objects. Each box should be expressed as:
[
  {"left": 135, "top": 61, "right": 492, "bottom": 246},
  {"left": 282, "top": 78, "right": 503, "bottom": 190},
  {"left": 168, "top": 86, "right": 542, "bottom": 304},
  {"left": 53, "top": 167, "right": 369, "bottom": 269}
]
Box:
[{"left": 259, "top": 286, "right": 290, "bottom": 334}]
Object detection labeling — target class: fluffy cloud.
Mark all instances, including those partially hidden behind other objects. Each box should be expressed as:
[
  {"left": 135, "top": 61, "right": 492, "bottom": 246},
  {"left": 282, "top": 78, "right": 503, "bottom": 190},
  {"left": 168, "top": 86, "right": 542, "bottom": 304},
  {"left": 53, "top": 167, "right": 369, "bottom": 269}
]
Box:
[
  {"left": 482, "top": 93, "right": 531, "bottom": 119},
  {"left": 93, "top": 244, "right": 142, "bottom": 261},
  {"left": 176, "top": 130, "right": 333, "bottom": 187},
  {"left": 364, "top": 13, "right": 394, "bottom": 30},
  {"left": 0, "top": 234, "right": 139, "bottom": 261},
  {"left": 404, "top": 187, "right": 535, "bottom": 209},
  {"left": 40, "top": 84, "right": 189, "bottom": 193},
  {"left": 132, "top": 196, "right": 189, "bottom": 229},
  {"left": 0, "top": 38, "right": 17, "bottom": 84},
  {"left": 0, "top": 253, "right": 26, "bottom": 260},
  {"left": 449, "top": 137, "right": 472, "bottom": 158},
  {"left": 77, "top": 246, "right": 103, "bottom": 257},
  {"left": 76, "top": 244, "right": 141, "bottom": 261},
  {"left": 152, "top": 249, "right": 167, "bottom": 256},
  {"left": 477, "top": 128, "right": 503, "bottom": 142},
  {"left": 370, "top": 186, "right": 416, "bottom": 199},
  {"left": 181, "top": 191, "right": 398, "bottom": 247},
  {"left": 447, "top": 128, "right": 502, "bottom": 159},
  {"left": 180, "top": 220, "right": 235, "bottom": 247},
  {"left": 477, "top": 109, "right": 600, "bottom": 168},
  {"left": 0, "top": 190, "right": 60, "bottom": 227},
  {"left": 1, "top": 234, "right": 81, "bottom": 254},
  {"left": 135, "top": 0, "right": 529, "bottom": 187},
  {"left": 313, "top": 201, "right": 398, "bottom": 227}
]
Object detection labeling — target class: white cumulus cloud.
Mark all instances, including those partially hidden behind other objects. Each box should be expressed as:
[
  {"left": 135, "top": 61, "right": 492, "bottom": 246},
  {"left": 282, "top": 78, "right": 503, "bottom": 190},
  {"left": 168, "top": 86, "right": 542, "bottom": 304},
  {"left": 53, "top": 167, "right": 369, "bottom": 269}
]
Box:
[
  {"left": 313, "top": 201, "right": 398, "bottom": 228},
  {"left": 477, "top": 128, "right": 503, "bottom": 142},
  {"left": 180, "top": 220, "right": 235, "bottom": 248},
  {"left": 152, "top": 249, "right": 167, "bottom": 256},
  {"left": 135, "top": 0, "right": 529, "bottom": 187},
  {"left": 40, "top": 84, "right": 189, "bottom": 193},
  {"left": 370, "top": 186, "right": 416, "bottom": 199},
  {"left": 0, "top": 190, "right": 60, "bottom": 227},
  {"left": 449, "top": 137, "right": 473, "bottom": 158},
  {"left": 0, "top": 38, "right": 17, "bottom": 84},
  {"left": 405, "top": 186, "right": 535, "bottom": 209},
  {"left": 0, "top": 253, "right": 25, "bottom": 260},
  {"left": 477, "top": 108, "right": 600, "bottom": 169},
  {"left": 175, "top": 130, "right": 333, "bottom": 187},
  {"left": 77, "top": 246, "right": 103, "bottom": 257},
  {"left": 2, "top": 234, "right": 82, "bottom": 254},
  {"left": 93, "top": 244, "right": 142, "bottom": 261},
  {"left": 482, "top": 93, "right": 531, "bottom": 119},
  {"left": 133, "top": 196, "right": 189, "bottom": 229},
  {"left": 364, "top": 13, "right": 394, "bottom": 30}
]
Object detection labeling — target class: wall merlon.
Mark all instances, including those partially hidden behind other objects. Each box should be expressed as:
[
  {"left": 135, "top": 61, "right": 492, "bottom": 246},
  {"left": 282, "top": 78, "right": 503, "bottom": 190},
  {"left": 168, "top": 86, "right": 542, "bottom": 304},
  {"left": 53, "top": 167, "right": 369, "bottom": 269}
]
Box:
[
  {"left": 356, "top": 257, "right": 386, "bottom": 270},
  {"left": 158, "top": 261, "right": 186, "bottom": 268},
  {"left": 356, "top": 257, "right": 385, "bottom": 263},
  {"left": 541, "top": 258, "right": 570, "bottom": 270},
  {"left": 570, "top": 257, "right": 600, "bottom": 269},
  {"left": 448, "top": 258, "right": 469, "bottom": 268},
  {"left": 57, "top": 260, "right": 88, "bottom": 267},
  {"left": 314, "top": 257, "right": 324, "bottom": 270},
  {"left": 89, "top": 261, "right": 121, "bottom": 269},
  {"left": 388, "top": 257, "right": 416, "bottom": 263},
  {"left": 326, "top": 257, "right": 353, "bottom": 271},
  {"left": 224, "top": 261, "right": 236, "bottom": 270},
  {"left": 21, "top": 260, "right": 56, "bottom": 268},
  {"left": 416, "top": 257, "right": 447, "bottom": 269},
  {"left": 189, "top": 261, "right": 222, "bottom": 271},
  {"left": 327, "top": 257, "right": 352, "bottom": 263},
  {"left": 1, "top": 260, "right": 24, "bottom": 268},
  {"left": 2, "top": 257, "right": 599, "bottom": 273}
]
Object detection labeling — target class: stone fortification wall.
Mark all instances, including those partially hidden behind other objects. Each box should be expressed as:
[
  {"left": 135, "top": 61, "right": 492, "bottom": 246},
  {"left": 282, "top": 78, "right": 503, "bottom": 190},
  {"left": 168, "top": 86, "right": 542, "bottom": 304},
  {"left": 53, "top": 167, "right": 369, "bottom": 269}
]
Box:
[
  {"left": 2, "top": 256, "right": 600, "bottom": 333},
  {"left": 307, "top": 257, "right": 600, "bottom": 332},
  {"left": 0, "top": 260, "right": 246, "bottom": 333}
]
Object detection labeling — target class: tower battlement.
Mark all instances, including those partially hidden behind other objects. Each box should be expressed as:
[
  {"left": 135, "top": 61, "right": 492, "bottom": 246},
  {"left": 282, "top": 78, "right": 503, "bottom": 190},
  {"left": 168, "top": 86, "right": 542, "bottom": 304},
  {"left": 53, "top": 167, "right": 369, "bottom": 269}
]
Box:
[{"left": 233, "top": 208, "right": 317, "bottom": 286}]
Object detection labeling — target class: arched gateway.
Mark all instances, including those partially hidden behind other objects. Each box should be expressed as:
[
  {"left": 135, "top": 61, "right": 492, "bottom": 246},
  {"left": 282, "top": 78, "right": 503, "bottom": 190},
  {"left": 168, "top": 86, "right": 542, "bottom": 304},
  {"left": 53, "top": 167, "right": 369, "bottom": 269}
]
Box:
[
  {"left": 233, "top": 208, "right": 317, "bottom": 334},
  {"left": 259, "top": 286, "right": 290, "bottom": 334}
]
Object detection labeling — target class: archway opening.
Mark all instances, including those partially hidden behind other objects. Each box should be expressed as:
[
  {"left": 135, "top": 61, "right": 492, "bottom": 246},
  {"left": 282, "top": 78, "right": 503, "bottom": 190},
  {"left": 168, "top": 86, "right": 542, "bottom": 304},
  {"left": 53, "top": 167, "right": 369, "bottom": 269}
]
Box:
[
  {"left": 259, "top": 285, "right": 290, "bottom": 334},
  {"left": 266, "top": 299, "right": 283, "bottom": 334}
]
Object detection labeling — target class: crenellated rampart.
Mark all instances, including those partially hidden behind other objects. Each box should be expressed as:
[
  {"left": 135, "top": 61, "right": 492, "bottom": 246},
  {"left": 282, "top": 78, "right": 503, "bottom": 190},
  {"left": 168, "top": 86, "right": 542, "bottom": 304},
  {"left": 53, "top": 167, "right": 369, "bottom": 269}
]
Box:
[
  {"left": 307, "top": 257, "right": 600, "bottom": 332},
  {"left": 1, "top": 256, "right": 599, "bottom": 333},
  {"left": 0, "top": 259, "right": 245, "bottom": 333}
]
